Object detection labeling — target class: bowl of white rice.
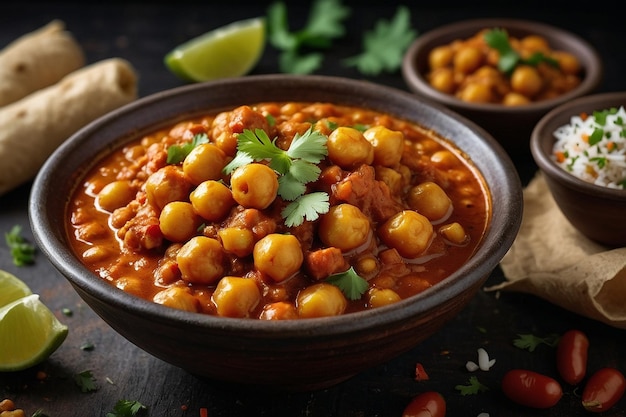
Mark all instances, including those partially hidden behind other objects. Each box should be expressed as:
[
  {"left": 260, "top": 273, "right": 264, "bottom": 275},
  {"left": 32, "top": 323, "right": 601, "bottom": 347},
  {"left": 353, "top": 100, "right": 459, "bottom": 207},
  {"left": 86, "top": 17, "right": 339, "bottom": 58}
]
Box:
[{"left": 531, "top": 91, "right": 626, "bottom": 246}]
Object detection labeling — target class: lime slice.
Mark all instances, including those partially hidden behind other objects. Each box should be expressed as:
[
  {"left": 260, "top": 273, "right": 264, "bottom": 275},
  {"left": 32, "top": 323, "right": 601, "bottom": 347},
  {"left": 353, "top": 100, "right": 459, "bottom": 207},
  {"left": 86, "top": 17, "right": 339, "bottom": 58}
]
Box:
[
  {"left": 0, "top": 270, "right": 32, "bottom": 308},
  {"left": 165, "top": 17, "right": 266, "bottom": 82},
  {"left": 0, "top": 294, "right": 68, "bottom": 372}
]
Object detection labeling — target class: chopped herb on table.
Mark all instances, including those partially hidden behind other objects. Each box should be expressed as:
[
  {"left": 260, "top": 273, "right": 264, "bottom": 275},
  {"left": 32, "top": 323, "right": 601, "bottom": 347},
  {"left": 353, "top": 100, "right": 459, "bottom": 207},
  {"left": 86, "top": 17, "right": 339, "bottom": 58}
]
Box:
[
  {"left": 106, "top": 400, "right": 147, "bottom": 417},
  {"left": 74, "top": 370, "right": 98, "bottom": 393},
  {"left": 513, "top": 333, "right": 560, "bottom": 352},
  {"left": 5, "top": 225, "right": 36, "bottom": 266},
  {"left": 455, "top": 376, "right": 489, "bottom": 395}
]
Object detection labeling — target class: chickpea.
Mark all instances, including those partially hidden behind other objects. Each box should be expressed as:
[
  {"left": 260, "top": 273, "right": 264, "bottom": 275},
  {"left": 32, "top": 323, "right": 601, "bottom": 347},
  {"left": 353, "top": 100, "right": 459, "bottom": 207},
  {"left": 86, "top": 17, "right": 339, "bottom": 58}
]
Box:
[
  {"left": 407, "top": 181, "right": 453, "bottom": 222},
  {"left": 327, "top": 127, "right": 374, "bottom": 169},
  {"left": 511, "top": 65, "right": 543, "bottom": 97},
  {"left": 318, "top": 204, "right": 371, "bottom": 251},
  {"left": 190, "top": 180, "right": 235, "bottom": 221},
  {"left": 428, "top": 68, "right": 456, "bottom": 94},
  {"left": 153, "top": 286, "right": 201, "bottom": 312},
  {"left": 355, "top": 254, "right": 379, "bottom": 278},
  {"left": 375, "top": 166, "right": 403, "bottom": 195},
  {"left": 114, "top": 276, "right": 145, "bottom": 296},
  {"left": 458, "top": 82, "right": 492, "bottom": 103},
  {"left": 253, "top": 233, "right": 303, "bottom": 282},
  {"left": 230, "top": 163, "right": 278, "bottom": 209},
  {"left": 430, "top": 150, "right": 459, "bottom": 169},
  {"left": 378, "top": 210, "right": 433, "bottom": 258},
  {"left": 183, "top": 143, "right": 227, "bottom": 185},
  {"left": 453, "top": 46, "right": 483, "bottom": 74},
  {"left": 368, "top": 287, "right": 401, "bottom": 308},
  {"left": 159, "top": 201, "right": 200, "bottom": 242},
  {"left": 428, "top": 45, "right": 454, "bottom": 69},
  {"left": 259, "top": 301, "right": 298, "bottom": 320},
  {"left": 212, "top": 276, "right": 261, "bottom": 318},
  {"left": 96, "top": 180, "right": 136, "bottom": 212},
  {"left": 144, "top": 165, "right": 191, "bottom": 210},
  {"left": 81, "top": 246, "right": 112, "bottom": 263},
  {"left": 362, "top": 125, "right": 404, "bottom": 166},
  {"left": 296, "top": 283, "right": 347, "bottom": 318},
  {"left": 502, "top": 92, "right": 531, "bottom": 106},
  {"left": 551, "top": 51, "right": 581, "bottom": 75},
  {"left": 217, "top": 227, "right": 255, "bottom": 257},
  {"left": 520, "top": 35, "right": 550, "bottom": 54},
  {"left": 439, "top": 222, "right": 468, "bottom": 245},
  {"left": 177, "top": 236, "right": 224, "bottom": 285}
]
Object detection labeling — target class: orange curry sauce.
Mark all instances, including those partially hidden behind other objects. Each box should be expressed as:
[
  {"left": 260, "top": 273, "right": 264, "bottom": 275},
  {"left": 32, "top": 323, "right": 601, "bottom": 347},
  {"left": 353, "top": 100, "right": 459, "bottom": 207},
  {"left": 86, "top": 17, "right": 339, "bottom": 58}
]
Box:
[{"left": 67, "top": 102, "right": 491, "bottom": 319}]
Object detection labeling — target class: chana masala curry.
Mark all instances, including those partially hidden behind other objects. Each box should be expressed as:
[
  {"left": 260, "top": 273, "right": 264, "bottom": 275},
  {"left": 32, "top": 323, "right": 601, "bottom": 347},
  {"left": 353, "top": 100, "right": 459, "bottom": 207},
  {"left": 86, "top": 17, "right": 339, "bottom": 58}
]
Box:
[{"left": 67, "top": 102, "right": 491, "bottom": 319}]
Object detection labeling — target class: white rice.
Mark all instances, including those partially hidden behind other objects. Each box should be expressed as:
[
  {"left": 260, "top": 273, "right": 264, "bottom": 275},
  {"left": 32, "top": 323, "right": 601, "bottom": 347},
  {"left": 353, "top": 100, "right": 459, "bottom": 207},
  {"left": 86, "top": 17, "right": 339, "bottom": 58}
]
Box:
[{"left": 552, "top": 105, "right": 626, "bottom": 189}]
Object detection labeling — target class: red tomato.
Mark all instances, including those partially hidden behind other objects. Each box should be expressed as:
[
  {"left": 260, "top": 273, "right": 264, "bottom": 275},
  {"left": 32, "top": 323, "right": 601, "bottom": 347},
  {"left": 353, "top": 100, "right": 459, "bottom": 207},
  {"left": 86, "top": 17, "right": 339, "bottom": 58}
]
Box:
[
  {"left": 501, "top": 369, "right": 563, "bottom": 409},
  {"left": 556, "top": 329, "right": 589, "bottom": 385},
  {"left": 402, "top": 391, "right": 446, "bottom": 417},
  {"left": 582, "top": 367, "right": 626, "bottom": 413}
]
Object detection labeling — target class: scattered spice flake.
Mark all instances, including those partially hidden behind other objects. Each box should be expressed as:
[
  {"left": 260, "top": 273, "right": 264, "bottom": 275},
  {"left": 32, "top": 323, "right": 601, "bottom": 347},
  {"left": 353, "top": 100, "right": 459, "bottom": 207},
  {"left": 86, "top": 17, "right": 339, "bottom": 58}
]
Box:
[
  {"left": 414, "top": 363, "right": 430, "bottom": 381},
  {"left": 80, "top": 342, "right": 95, "bottom": 351},
  {"left": 62, "top": 308, "right": 73, "bottom": 317},
  {"left": 455, "top": 376, "right": 489, "bottom": 395},
  {"left": 513, "top": 333, "right": 560, "bottom": 352}
]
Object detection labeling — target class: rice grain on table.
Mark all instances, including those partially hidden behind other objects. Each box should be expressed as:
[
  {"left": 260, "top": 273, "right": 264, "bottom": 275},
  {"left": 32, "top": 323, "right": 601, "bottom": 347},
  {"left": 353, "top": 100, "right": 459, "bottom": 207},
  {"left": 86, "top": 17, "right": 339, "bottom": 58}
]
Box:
[{"left": 552, "top": 106, "right": 626, "bottom": 189}]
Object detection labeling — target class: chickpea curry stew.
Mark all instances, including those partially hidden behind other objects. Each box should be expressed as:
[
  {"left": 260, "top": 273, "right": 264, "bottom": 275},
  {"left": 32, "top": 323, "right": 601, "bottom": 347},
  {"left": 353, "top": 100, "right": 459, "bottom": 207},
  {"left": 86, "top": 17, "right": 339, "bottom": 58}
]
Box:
[{"left": 67, "top": 102, "right": 491, "bottom": 319}]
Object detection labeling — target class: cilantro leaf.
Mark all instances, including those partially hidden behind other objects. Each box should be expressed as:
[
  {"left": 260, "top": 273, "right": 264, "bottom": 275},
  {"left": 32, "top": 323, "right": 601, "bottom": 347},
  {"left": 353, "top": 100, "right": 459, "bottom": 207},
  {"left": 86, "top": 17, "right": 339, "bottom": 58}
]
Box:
[
  {"left": 224, "top": 127, "right": 330, "bottom": 227},
  {"left": 484, "top": 28, "right": 560, "bottom": 75},
  {"left": 166, "top": 133, "right": 209, "bottom": 164},
  {"left": 513, "top": 333, "right": 560, "bottom": 352},
  {"left": 325, "top": 266, "right": 368, "bottom": 300},
  {"left": 74, "top": 370, "right": 98, "bottom": 393},
  {"left": 343, "top": 6, "right": 417, "bottom": 76},
  {"left": 5, "top": 225, "right": 36, "bottom": 266},
  {"left": 281, "top": 192, "right": 330, "bottom": 227},
  {"left": 106, "top": 400, "right": 147, "bottom": 417},
  {"left": 267, "top": 0, "right": 351, "bottom": 74},
  {"left": 455, "top": 376, "right": 489, "bottom": 395}
]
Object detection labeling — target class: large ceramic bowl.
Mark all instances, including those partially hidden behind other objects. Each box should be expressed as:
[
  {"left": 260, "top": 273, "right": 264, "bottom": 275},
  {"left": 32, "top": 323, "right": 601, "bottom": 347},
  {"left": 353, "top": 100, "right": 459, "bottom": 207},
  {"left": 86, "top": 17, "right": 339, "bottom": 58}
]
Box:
[
  {"left": 402, "top": 18, "right": 603, "bottom": 157},
  {"left": 29, "top": 75, "right": 522, "bottom": 391},
  {"left": 531, "top": 91, "right": 626, "bottom": 247}
]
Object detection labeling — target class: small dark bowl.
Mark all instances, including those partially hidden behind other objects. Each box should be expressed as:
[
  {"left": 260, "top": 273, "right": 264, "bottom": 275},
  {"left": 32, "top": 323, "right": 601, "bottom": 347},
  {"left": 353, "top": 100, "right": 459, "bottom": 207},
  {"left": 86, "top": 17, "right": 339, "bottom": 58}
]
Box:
[
  {"left": 531, "top": 91, "right": 626, "bottom": 247},
  {"left": 402, "top": 18, "right": 603, "bottom": 157},
  {"left": 29, "top": 75, "right": 523, "bottom": 391}
]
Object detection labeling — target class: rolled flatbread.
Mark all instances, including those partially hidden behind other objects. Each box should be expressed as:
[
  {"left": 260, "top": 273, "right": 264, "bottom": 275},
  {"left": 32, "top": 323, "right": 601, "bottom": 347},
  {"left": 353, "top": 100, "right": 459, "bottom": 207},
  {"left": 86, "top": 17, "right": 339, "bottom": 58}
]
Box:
[
  {"left": 0, "top": 20, "right": 85, "bottom": 107},
  {"left": 0, "top": 58, "right": 138, "bottom": 196}
]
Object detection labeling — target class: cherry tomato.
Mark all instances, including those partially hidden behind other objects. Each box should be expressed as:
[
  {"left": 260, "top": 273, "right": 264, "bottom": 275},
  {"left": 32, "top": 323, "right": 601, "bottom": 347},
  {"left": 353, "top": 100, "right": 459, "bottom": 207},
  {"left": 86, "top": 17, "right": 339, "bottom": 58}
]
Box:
[
  {"left": 402, "top": 391, "right": 446, "bottom": 417},
  {"left": 501, "top": 369, "right": 563, "bottom": 409},
  {"left": 556, "top": 329, "right": 589, "bottom": 385},
  {"left": 582, "top": 367, "right": 626, "bottom": 413}
]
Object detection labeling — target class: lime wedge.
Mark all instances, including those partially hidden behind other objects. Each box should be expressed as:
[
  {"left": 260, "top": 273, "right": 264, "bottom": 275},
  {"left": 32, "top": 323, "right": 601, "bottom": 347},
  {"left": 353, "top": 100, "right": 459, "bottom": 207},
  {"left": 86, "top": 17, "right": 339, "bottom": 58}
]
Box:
[
  {"left": 0, "top": 270, "right": 32, "bottom": 308},
  {"left": 0, "top": 294, "right": 68, "bottom": 372},
  {"left": 165, "top": 17, "right": 266, "bottom": 82}
]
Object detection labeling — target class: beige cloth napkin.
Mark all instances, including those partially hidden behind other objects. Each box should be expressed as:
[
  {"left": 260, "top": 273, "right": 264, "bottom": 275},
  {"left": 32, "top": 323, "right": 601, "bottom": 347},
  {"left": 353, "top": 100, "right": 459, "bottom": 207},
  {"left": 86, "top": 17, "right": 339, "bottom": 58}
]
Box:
[{"left": 485, "top": 172, "right": 626, "bottom": 329}]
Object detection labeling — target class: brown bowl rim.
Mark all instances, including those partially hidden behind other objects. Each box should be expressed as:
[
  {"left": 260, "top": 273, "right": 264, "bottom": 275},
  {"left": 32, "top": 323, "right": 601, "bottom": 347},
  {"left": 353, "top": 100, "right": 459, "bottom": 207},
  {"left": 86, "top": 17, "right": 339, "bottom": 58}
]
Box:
[
  {"left": 530, "top": 90, "right": 626, "bottom": 200},
  {"left": 401, "top": 18, "right": 603, "bottom": 114}
]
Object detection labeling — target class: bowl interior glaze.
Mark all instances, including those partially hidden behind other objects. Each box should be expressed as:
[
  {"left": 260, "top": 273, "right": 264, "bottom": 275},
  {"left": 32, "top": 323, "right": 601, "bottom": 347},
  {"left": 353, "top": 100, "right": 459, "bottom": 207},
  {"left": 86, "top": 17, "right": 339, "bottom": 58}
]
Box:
[
  {"left": 30, "top": 74, "right": 523, "bottom": 390},
  {"left": 531, "top": 91, "right": 626, "bottom": 247}
]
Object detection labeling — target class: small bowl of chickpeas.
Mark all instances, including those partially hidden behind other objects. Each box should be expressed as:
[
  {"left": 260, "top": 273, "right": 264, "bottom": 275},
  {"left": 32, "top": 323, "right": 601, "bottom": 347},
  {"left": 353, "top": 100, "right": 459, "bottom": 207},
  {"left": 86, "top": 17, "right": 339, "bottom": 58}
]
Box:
[
  {"left": 402, "top": 18, "right": 603, "bottom": 158},
  {"left": 30, "top": 74, "right": 522, "bottom": 391}
]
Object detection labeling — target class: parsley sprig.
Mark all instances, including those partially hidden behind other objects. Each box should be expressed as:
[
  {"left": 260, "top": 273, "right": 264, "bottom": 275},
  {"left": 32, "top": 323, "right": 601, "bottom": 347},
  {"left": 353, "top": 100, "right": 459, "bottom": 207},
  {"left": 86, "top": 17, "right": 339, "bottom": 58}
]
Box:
[
  {"left": 267, "top": 0, "right": 351, "bottom": 74},
  {"left": 325, "top": 267, "right": 368, "bottom": 300},
  {"left": 166, "top": 133, "right": 209, "bottom": 164},
  {"left": 343, "top": 6, "right": 417, "bottom": 76},
  {"left": 455, "top": 376, "right": 489, "bottom": 395},
  {"left": 513, "top": 333, "right": 560, "bottom": 352},
  {"left": 106, "top": 400, "right": 147, "bottom": 417},
  {"left": 223, "top": 127, "right": 330, "bottom": 227},
  {"left": 484, "top": 28, "right": 559, "bottom": 75},
  {"left": 5, "top": 225, "right": 36, "bottom": 266}
]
